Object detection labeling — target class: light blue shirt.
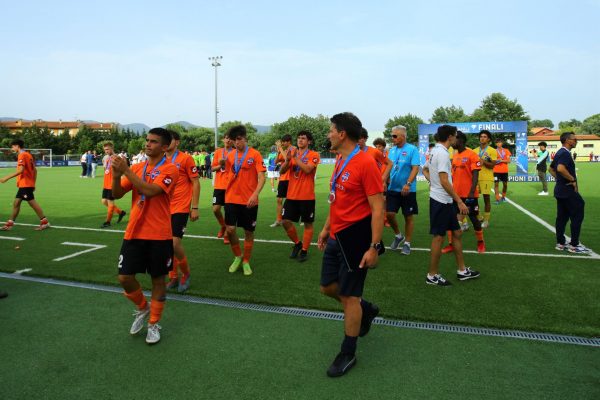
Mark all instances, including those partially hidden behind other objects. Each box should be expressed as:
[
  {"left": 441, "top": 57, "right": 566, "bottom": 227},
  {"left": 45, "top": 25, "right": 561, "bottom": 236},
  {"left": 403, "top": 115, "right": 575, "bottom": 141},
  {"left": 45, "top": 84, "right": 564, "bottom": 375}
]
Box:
[{"left": 387, "top": 143, "right": 420, "bottom": 192}]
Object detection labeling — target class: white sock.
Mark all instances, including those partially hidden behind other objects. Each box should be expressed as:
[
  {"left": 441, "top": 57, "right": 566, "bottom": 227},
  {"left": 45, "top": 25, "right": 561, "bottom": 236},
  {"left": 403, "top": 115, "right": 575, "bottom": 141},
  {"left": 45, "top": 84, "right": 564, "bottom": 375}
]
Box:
[
  {"left": 405, "top": 241, "right": 410, "bottom": 246},
  {"left": 427, "top": 274, "right": 436, "bottom": 279},
  {"left": 396, "top": 233, "right": 403, "bottom": 239}
]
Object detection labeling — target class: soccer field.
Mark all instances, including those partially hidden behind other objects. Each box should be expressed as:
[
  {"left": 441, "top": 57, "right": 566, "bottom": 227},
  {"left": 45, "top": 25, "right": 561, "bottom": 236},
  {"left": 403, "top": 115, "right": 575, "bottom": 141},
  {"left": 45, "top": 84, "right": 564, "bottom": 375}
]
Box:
[{"left": 1, "top": 163, "right": 599, "bottom": 398}]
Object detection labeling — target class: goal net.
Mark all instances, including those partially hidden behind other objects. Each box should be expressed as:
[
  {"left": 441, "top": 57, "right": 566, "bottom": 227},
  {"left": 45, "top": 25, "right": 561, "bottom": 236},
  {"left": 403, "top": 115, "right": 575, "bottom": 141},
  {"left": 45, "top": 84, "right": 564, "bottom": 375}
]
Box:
[{"left": 0, "top": 148, "right": 53, "bottom": 168}]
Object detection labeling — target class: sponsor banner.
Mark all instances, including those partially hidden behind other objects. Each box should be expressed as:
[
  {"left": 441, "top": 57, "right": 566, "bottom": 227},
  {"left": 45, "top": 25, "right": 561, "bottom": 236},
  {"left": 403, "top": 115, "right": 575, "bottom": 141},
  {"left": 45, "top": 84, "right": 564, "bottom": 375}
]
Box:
[
  {"left": 321, "top": 158, "right": 336, "bottom": 164},
  {"left": 416, "top": 174, "right": 556, "bottom": 182},
  {"left": 417, "top": 121, "right": 528, "bottom": 135}
]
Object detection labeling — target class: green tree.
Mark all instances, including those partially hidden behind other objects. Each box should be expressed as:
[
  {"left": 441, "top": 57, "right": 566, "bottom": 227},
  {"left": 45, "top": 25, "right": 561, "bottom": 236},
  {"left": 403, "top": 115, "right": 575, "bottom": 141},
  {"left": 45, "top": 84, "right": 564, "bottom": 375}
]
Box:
[
  {"left": 430, "top": 105, "right": 467, "bottom": 123},
  {"left": 270, "top": 114, "right": 331, "bottom": 154},
  {"left": 383, "top": 113, "right": 424, "bottom": 144},
  {"left": 558, "top": 119, "right": 582, "bottom": 130},
  {"left": 579, "top": 113, "right": 600, "bottom": 136},
  {"left": 127, "top": 136, "right": 146, "bottom": 156},
  {"left": 529, "top": 119, "right": 554, "bottom": 129},
  {"left": 469, "top": 93, "right": 530, "bottom": 123}
]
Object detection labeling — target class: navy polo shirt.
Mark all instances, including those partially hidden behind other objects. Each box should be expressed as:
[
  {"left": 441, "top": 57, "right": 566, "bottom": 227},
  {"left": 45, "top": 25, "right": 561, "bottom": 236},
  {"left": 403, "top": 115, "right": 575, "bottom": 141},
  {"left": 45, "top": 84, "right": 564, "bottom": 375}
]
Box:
[{"left": 550, "top": 147, "right": 576, "bottom": 198}]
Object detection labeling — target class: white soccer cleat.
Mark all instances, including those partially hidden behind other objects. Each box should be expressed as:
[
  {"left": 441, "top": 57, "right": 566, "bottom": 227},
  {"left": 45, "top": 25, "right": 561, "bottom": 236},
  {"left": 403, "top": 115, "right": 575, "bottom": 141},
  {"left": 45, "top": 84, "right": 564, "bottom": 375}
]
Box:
[
  {"left": 538, "top": 191, "right": 549, "bottom": 196},
  {"left": 481, "top": 221, "right": 489, "bottom": 229},
  {"left": 34, "top": 218, "right": 50, "bottom": 231},
  {"left": 460, "top": 222, "right": 470, "bottom": 231},
  {"left": 130, "top": 305, "right": 150, "bottom": 335},
  {"left": 146, "top": 323, "right": 161, "bottom": 344}
]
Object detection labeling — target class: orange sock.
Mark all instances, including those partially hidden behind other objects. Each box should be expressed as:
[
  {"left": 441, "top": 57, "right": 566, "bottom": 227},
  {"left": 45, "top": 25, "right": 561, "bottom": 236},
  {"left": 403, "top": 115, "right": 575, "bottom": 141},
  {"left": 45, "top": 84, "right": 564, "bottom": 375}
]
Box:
[
  {"left": 107, "top": 204, "right": 115, "bottom": 222},
  {"left": 114, "top": 206, "right": 122, "bottom": 214},
  {"left": 495, "top": 192, "right": 501, "bottom": 201},
  {"left": 231, "top": 243, "right": 242, "bottom": 257},
  {"left": 169, "top": 258, "right": 179, "bottom": 279},
  {"left": 216, "top": 213, "right": 225, "bottom": 227},
  {"left": 276, "top": 213, "right": 282, "bottom": 222},
  {"left": 475, "top": 230, "right": 484, "bottom": 242},
  {"left": 243, "top": 241, "right": 253, "bottom": 262},
  {"left": 178, "top": 256, "right": 190, "bottom": 276},
  {"left": 447, "top": 230, "right": 453, "bottom": 245},
  {"left": 302, "top": 226, "right": 314, "bottom": 251},
  {"left": 124, "top": 287, "right": 147, "bottom": 310},
  {"left": 285, "top": 225, "right": 299, "bottom": 244},
  {"left": 149, "top": 300, "right": 165, "bottom": 324}
]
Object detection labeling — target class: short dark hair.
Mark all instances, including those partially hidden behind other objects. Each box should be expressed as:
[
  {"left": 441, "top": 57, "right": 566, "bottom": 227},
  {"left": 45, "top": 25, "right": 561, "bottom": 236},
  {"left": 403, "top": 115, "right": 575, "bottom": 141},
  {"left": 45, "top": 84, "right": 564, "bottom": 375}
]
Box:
[
  {"left": 10, "top": 139, "right": 25, "bottom": 148},
  {"left": 281, "top": 134, "right": 292, "bottom": 142},
  {"left": 297, "top": 130, "right": 313, "bottom": 142},
  {"left": 373, "top": 138, "right": 386, "bottom": 147},
  {"left": 560, "top": 131, "right": 575, "bottom": 144},
  {"left": 538, "top": 141, "right": 547, "bottom": 147},
  {"left": 169, "top": 130, "right": 181, "bottom": 141},
  {"left": 148, "top": 128, "right": 173, "bottom": 145},
  {"left": 479, "top": 130, "right": 492, "bottom": 141},
  {"left": 330, "top": 112, "right": 362, "bottom": 142},
  {"left": 429, "top": 143, "right": 435, "bottom": 149},
  {"left": 495, "top": 137, "right": 503, "bottom": 143},
  {"left": 434, "top": 125, "right": 457, "bottom": 142},
  {"left": 456, "top": 131, "right": 467, "bottom": 144},
  {"left": 223, "top": 131, "right": 230, "bottom": 139},
  {"left": 227, "top": 124, "right": 247, "bottom": 140},
  {"left": 360, "top": 128, "right": 369, "bottom": 139}
]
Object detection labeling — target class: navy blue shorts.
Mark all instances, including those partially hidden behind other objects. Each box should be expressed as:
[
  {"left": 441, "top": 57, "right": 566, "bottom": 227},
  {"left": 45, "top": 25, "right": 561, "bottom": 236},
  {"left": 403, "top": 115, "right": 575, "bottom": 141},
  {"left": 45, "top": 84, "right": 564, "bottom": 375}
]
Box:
[
  {"left": 429, "top": 198, "right": 460, "bottom": 236},
  {"left": 171, "top": 213, "right": 189, "bottom": 238},
  {"left": 118, "top": 239, "right": 174, "bottom": 278},
  {"left": 225, "top": 203, "right": 258, "bottom": 232},
  {"left": 320, "top": 238, "right": 368, "bottom": 297},
  {"left": 386, "top": 191, "right": 418, "bottom": 216}
]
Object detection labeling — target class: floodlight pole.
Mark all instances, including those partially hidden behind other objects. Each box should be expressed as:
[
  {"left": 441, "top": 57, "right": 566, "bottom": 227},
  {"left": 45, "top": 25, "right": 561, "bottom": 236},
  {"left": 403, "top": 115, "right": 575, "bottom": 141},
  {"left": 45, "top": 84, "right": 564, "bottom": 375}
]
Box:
[{"left": 209, "top": 56, "right": 223, "bottom": 150}]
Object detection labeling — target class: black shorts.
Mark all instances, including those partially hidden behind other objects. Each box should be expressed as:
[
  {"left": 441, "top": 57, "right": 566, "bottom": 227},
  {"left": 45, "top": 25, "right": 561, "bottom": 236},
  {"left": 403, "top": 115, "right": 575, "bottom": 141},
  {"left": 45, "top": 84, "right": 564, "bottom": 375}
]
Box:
[
  {"left": 102, "top": 188, "right": 114, "bottom": 200},
  {"left": 277, "top": 180, "right": 289, "bottom": 198},
  {"left": 15, "top": 187, "right": 35, "bottom": 201},
  {"left": 225, "top": 203, "right": 258, "bottom": 232},
  {"left": 171, "top": 213, "right": 189, "bottom": 238},
  {"left": 461, "top": 197, "right": 480, "bottom": 216},
  {"left": 212, "top": 189, "right": 226, "bottom": 206},
  {"left": 429, "top": 198, "right": 460, "bottom": 236},
  {"left": 386, "top": 191, "right": 418, "bottom": 216},
  {"left": 118, "top": 239, "right": 174, "bottom": 278},
  {"left": 494, "top": 173, "right": 508, "bottom": 183},
  {"left": 320, "top": 238, "right": 368, "bottom": 297},
  {"left": 282, "top": 199, "right": 315, "bottom": 223}
]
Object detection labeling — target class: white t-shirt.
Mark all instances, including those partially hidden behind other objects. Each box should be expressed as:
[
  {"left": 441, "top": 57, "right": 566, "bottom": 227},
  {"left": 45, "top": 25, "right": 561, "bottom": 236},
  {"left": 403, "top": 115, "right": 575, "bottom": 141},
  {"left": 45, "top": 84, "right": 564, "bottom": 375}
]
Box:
[{"left": 425, "top": 143, "right": 453, "bottom": 204}]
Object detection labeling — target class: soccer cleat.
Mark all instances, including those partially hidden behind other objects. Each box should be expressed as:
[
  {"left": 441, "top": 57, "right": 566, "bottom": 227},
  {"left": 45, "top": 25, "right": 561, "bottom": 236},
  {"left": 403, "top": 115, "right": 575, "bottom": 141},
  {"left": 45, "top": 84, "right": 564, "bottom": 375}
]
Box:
[
  {"left": 217, "top": 226, "right": 226, "bottom": 238},
  {"left": 481, "top": 221, "right": 489, "bottom": 229},
  {"left": 242, "top": 262, "right": 253, "bottom": 276},
  {"left": 327, "top": 352, "right": 357, "bottom": 378},
  {"left": 166, "top": 277, "right": 179, "bottom": 290},
  {"left": 538, "top": 191, "right": 549, "bottom": 196},
  {"left": 555, "top": 243, "right": 567, "bottom": 251},
  {"left": 567, "top": 244, "right": 590, "bottom": 254},
  {"left": 390, "top": 234, "right": 405, "bottom": 250},
  {"left": 298, "top": 249, "right": 308, "bottom": 262},
  {"left": 457, "top": 267, "right": 480, "bottom": 281},
  {"left": 117, "top": 211, "right": 127, "bottom": 223},
  {"left": 501, "top": 197, "right": 507, "bottom": 203},
  {"left": 101, "top": 221, "right": 111, "bottom": 228},
  {"left": 494, "top": 200, "right": 501, "bottom": 205},
  {"left": 178, "top": 274, "right": 191, "bottom": 293},
  {"left": 426, "top": 274, "right": 452, "bottom": 286},
  {"left": 441, "top": 244, "right": 454, "bottom": 254},
  {"left": 477, "top": 241, "right": 486, "bottom": 253},
  {"left": 130, "top": 305, "right": 150, "bottom": 335},
  {"left": 146, "top": 323, "right": 161, "bottom": 344},
  {"left": 1, "top": 220, "right": 14, "bottom": 231},
  {"left": 290, "top": 241, "right": 303, "bottom": 259},
  {"left": 460, "top": 222, "right": 470, "bottom": 231},
  {"left": 269, "top": 220, "right": 282, "bottom": 228},
  {"left": 359, "top": 303, "right": 379, "bottom": 337},
  {"left": 34, "top": 218, "right": 50, "bottom": 231},
  {"left": 401, "top": 243, "right": 411, "bottom": 255},
  {"left": 228, "top": 257, "right": 242, "bottom": 273}
]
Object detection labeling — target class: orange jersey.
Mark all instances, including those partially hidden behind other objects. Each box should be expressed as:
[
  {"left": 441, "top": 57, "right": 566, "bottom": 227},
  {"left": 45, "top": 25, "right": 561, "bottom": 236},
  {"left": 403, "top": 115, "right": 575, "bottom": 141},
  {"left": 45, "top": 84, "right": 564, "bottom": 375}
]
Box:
[
  {"left": 16, "top": 151, "right": 36, "bottom": 188},
  {"left": 493, "top": 147, "right": 511, "bottom": 173},
  {"left": 103, "top": 157, "right": 114, "bottom": 189},
  {"left": 224, "top": 147, "right": 266, "bottom": 205},
  {"left": 169, "top": 151, "right": 199, "bottom": 214},
  {"left": 286, "top": 149, "right": 320, "bottom": 200},
  {"left": 363, "top": 145, "right": 387, "bottom": 172},
  {"left": 120, "top": 161, "right": 179, "bottom": 240},
  {"left": 212, "top": 147, "right": 234, "bottom": 190},
  {"left": 451, "top": 148, "right": 481, "bottom": 198},
  {"left": 276, "top": 146, "right": 294, "bottom": 181},
  {"left": 329, "top": 151, "right": 383, "bottom": 238}
]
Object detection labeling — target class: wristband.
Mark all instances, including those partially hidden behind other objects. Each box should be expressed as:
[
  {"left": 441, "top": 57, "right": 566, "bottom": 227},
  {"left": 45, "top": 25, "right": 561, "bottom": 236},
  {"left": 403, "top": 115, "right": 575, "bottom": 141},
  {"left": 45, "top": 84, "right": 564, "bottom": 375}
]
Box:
[{"left": 191, "top": 207, "right": 199, "bottom": 210}]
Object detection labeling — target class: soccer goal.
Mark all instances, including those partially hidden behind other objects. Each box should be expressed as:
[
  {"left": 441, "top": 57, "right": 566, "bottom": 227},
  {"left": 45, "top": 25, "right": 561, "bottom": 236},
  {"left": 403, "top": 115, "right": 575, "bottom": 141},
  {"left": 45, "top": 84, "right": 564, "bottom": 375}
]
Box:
[{"left": 0, "top": 148, "right": 53, "bottom": 168}]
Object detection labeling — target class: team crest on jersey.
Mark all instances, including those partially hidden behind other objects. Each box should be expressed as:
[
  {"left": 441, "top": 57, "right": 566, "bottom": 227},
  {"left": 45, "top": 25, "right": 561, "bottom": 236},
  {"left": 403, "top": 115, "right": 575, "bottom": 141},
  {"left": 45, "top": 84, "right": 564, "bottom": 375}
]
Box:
[
  {"left": 247, "top": 158, "right": 254, "bottom": 165},
  {"left": 462, "top": 157, "right": 468, "bottom": 163},
  {"left": 150, "top": 170, "right": 161, "bottom": 179},
  {"left": 191, "top": 166, "right": 198, "bottom": 174},
  {"left": 476, "top": 161, "right": 481, "bottom": 167},
  {"left": 312, "top": 158, "right": 318, "bottom": 163},
  {"left": 402, "top": 151, "right": 407, "bottom": 156},
  {"left": 341, "top": 171, "right": 351, "bottom": 182},
  {"left": 175, "top": 162, "right": 181, "bottom": 169},
  {"left": 162, "top": 176, "right": 172, "bottom": 186}
]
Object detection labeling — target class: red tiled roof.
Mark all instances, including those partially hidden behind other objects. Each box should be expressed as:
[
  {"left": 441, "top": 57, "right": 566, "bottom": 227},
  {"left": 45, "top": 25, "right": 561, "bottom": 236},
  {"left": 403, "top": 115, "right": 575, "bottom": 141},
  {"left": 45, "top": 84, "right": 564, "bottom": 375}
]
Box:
[{"left": 0, "top": 120, "right": 115, "bottom": 130}]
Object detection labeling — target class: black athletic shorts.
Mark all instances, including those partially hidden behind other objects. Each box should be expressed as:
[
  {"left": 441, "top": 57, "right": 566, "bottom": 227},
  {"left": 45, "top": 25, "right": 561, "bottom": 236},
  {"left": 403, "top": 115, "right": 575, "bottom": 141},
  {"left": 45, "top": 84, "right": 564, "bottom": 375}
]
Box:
[
  {"left": 212, "top": 189, "right": 226, "bottom": 206},
  {"left": 171, "top": 213, "right": 189, "bottom": 238},
  {"left": 282, "top": 199, "right": 315, "bottom": 223},
  {"left": 461, "top": 197, "right": 480, "bottom": 216},
  {"left": 277, "top": 180, "right": 289, "bottom": 198},
  {"left": 494, "top": 172, "right": 508, "bottom": 183},
  {"left": 15, "top": 187, "right": 35, "bottom": 201},
  {"left": 386, "top": 191, "right": 418, "bottom": 216},
  {"left": 118, "top": 239, "right": 174, "bottom": 278},
  {"left": 320, "top": 238, "right": 368, "bottom": 297},
  {"left": 102, "top": 188, "right": 115, "bottom": 200},
  {"left": 429, "top": 198, "right": 460, "bottom": 236},
  {"left": 225, "top": 203, "right": 258, "bottom": 232}
]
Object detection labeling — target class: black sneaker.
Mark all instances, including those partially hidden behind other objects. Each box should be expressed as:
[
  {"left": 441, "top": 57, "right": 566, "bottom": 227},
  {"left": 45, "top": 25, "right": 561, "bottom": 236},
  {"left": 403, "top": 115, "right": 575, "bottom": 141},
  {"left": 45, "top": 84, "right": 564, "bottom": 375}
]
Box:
[
  {"left": 298, "top": 249, "right": 308, "bottom": 262},
  {"left": 290, "top": 241, "right": 303, "bottom": 259},
  {"left": 457, "top": 267, "right": 480, "bottom": 281},
  {"left": 359, "top": 303, "right": 379, "bottom": 337},
  {"left": 326, "top": 352, "right": 356, "bottom": 377},
  {"left": 426, "top": 274, "right": 452, "bottom": 286},
  {"left": 117, "top": 211, "right": 127, "bottom": 223},
  {"left": 101, "top": 221, "right": 111, "bottom": 228},
  {"left": 0, "top": 291, "right": 8, "bottom": 299}
]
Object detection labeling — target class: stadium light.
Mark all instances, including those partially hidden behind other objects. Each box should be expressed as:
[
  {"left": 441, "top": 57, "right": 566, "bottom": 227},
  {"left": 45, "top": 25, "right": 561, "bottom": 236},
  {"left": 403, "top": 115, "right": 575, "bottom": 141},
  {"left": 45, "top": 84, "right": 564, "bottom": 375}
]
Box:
[{"left": 209, "top": 56, "right": 223, "bottom": 150}]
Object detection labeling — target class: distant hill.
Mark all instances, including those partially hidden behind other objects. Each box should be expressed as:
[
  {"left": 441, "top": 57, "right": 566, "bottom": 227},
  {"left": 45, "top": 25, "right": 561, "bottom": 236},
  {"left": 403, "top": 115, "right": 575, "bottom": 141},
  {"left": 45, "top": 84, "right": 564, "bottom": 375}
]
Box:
[
  {"left": 253, "top": 125, "right": 271, "bottom": 134},
  {"left": 120, "top": 123, "right": 150, "bottom": 134},
  {"left": 163, "top": 121, "right": 198, "bottom": 129},
  {"left": 0, "top": 117, "right": 26, "bottom": 121}
]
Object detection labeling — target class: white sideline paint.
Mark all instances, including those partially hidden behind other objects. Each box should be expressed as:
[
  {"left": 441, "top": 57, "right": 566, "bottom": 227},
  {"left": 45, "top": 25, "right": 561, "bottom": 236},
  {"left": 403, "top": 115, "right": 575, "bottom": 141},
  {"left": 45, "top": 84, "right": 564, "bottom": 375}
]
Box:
[
  {"left": 0, "top": 236, "right": 25, "bottom": 241},
  {"left": 5, "top": 221, "right": 599, "bottom": 260},
  {"left": 53, "top": 242, "right": 107, "bottom": 262},
  {"left": 14, "top": 268, "right": 32, "bottom": 274}
]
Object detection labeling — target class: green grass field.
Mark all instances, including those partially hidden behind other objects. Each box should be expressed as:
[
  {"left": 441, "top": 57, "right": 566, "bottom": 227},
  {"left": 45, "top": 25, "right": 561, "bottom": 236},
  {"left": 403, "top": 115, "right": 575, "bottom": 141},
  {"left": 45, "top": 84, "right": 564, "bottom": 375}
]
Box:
[{"left": 1, "top": 163, "right": 599, "bottom": 399}]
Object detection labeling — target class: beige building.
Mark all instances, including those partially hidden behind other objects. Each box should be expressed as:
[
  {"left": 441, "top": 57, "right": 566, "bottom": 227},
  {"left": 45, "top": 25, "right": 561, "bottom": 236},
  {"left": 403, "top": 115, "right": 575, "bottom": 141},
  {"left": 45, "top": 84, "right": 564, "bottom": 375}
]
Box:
[
  {"left": 528, "top": 133, "right": 600, "bottom": 161},
  {"left": 0, "top": 119, "right": 116, "bottom": 137}
]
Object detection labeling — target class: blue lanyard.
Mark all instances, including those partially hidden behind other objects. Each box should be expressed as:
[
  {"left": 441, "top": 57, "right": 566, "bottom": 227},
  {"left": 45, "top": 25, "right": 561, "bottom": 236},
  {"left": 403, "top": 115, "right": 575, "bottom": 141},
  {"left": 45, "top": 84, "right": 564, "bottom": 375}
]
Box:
[
  {"left": 362, "top": 146, "right": 368, "bottom": 153},
  {"left": 330, "top": 145, "right": 360, "bottom": 197},
  {"left": 170, "top": 150, "right": 179, "bottom": 165},
  {"left": 294, "top": 149, "right": 309, "bottom": 173},
  {"left": 222, "top": 147, "right": 232, "bottom": 160},
  {"left": 234, "top": 146, "right": 249, "bottom": 176},
  {"left": 479, "top": 145, "right": 489, "bottom": 158},
  {"left": 140, "top": 156, "right": 167, "bottom": 202}
]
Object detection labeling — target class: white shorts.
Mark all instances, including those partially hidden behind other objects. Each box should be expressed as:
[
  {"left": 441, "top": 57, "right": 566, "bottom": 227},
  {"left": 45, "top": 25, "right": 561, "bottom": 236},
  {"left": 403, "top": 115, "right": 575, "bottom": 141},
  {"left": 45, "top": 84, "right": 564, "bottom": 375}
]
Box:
[{"left": 267, "top": 171, "right": 280, "bottom": 179}]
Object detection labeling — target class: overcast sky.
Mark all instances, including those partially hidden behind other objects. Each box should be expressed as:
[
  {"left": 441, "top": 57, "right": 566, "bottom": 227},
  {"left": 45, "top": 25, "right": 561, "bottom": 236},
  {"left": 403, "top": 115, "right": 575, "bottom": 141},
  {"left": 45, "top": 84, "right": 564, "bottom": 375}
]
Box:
[{"left": 2, "top": 0, "right": 599, "bottom": 131}]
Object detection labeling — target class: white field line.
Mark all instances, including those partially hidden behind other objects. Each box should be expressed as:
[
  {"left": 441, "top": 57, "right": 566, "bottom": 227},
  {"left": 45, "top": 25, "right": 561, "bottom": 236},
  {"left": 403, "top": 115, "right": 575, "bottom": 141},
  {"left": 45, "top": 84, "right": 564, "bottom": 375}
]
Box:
[
  {"left": 0, "top": 236, "right": 25, "bottom": 241},
  {"left": 14, "top": 268, "right": 32, "bottom": 274},
  {"left": 5, "top": 221, "right": 600, "bottom": 261},
  {"left": 53, "top": 242, "right": 107, "bottom": 262}
]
